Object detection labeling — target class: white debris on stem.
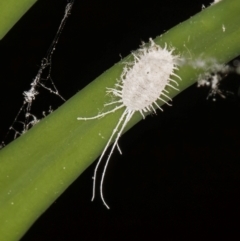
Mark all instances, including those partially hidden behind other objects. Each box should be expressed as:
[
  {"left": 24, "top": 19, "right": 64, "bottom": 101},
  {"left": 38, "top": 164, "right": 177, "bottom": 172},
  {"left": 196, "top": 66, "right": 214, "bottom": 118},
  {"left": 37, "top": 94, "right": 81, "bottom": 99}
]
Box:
[
  {"left": 197, "top": 63, "right": 238, "bottom": 101},
  {"left": 211, "top": 0, "right": 222, "bottom": 5}
]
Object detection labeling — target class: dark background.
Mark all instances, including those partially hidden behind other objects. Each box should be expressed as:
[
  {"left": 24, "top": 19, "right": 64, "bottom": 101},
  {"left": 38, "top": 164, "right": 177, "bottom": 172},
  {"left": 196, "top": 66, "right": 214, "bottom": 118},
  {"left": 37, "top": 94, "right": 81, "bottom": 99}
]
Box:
[{"left": 1, "top": 0, "right": 240, "bottom": 240}]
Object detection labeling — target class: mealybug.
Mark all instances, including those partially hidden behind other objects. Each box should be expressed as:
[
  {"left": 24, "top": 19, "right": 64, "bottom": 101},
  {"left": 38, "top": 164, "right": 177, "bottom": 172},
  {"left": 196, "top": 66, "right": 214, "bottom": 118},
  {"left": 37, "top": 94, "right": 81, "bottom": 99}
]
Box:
[{"left": 78, "top": 38, "right": 181, "bottom": 209}]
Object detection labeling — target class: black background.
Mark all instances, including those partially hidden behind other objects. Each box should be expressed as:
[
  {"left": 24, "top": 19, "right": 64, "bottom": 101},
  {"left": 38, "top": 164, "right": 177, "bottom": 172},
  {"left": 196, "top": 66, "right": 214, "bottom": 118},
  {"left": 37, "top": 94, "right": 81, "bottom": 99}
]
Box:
[{"left": 1, "top": 0, "right": 240, "bottom": 240}]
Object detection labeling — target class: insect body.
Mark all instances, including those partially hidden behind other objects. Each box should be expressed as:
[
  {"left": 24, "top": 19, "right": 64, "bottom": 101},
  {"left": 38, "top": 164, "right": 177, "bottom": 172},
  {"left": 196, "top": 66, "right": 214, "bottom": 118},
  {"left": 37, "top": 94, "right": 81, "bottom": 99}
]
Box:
[{"left": 77, "top": 38, "right": 181, "bottom": 209}]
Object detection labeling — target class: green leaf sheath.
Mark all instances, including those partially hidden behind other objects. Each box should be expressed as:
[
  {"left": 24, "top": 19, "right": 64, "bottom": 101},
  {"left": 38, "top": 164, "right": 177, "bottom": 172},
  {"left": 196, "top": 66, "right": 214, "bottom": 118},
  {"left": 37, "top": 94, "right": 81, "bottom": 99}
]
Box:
[
  {"left": 0, "top": 0, "right": 240, "bottom": 240},
  {"left": 0, "top": 0, "right": 37, "bottom": 39}
]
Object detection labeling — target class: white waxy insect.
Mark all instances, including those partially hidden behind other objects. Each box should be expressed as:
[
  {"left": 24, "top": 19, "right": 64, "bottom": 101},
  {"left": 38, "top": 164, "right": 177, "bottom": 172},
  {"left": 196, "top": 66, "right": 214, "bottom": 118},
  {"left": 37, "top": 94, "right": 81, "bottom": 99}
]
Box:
[{"left": 77, "top": 38, "right": 181, "bottom": 209}]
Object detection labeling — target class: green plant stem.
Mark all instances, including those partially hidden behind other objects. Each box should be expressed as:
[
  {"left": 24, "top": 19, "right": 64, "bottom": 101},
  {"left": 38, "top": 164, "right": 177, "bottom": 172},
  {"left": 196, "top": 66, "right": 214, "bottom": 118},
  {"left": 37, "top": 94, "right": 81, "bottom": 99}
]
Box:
[
  {"left": 0, "top": 0, "right": 240, "bottom": 240},
  {"left": 0, "top": 0, "right": 37, "bottom": 39}
]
